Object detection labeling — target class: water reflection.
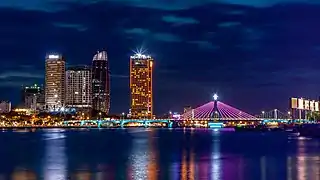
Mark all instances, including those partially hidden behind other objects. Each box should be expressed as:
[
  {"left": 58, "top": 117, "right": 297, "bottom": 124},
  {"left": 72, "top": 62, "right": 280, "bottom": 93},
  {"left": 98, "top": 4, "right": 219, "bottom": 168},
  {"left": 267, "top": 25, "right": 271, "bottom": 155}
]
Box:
[
  {"left": 42, "top": 130, "right": 67, "bottom": 180},
  {"left": 297, "top": 137, "right": 307, "bottom": 180},
  {"left": 1, "top": 129, "right": 320, "bottom": 180},
  {"left": 129, "top": 130, "right": 149, "bottom": 180},
  {"left": 181, "top": 149, "right": 187, "bottom": 180},
  {"left": 287, "top": 156, "right": 292, "bottom": 180},
  {"left": 147, "top": 130, "right": 158, "bottom": 180},
  {"left": 211, "top": 132, "right": 221, "bottom": 180}
]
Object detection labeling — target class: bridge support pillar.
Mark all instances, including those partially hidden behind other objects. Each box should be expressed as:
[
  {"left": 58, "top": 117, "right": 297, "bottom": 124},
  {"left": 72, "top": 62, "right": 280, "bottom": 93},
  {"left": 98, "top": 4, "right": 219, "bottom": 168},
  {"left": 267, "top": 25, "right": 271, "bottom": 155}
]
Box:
[
  {"left": 97, "top": 121, "right": 101, "bottom": 128},
  {"left": 168, "top": 121, "right": 173, "bottom": 128},
  {"left": 191, "top": 109, "right": 195, "bottom": 119},
  {"left": 120, "top": 121, "right": 124, "bottom": 128},
  {"left": 144, "top": 121, "right": 148, "bottom": 128},
  {"left": 80, "top": 121, "right": 85, "bottom": 126}
]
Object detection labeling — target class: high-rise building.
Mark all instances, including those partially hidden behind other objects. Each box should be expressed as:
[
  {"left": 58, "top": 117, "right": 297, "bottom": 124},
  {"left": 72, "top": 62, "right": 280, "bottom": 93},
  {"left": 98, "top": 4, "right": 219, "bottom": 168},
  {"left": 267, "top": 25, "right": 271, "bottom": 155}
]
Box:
[
  {"left": 66, "top": 66, "right": 92, "bottom": 112},
  {"left": 45, "top": 54, "right": 65, "bottom": 110},
  {"left": 0, "top": 101, "right": 11, "bottom": 113},
  {"left": 130, "top": 53, "right": 153, "bottom": 119},
  {"left": 21, "top": 84, "right": 45, "bottom": 110},
  {"left": 92, "top": 51, "right": 110, "bottom": 114}
]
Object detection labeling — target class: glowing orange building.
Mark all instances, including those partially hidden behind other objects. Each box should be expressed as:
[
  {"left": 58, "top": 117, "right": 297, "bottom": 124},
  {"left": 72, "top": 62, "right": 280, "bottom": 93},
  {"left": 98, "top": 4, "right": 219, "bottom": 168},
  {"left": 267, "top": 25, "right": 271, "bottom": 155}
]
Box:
[{"left": 130, "top": 53, "right": 153, "bottom": 119}]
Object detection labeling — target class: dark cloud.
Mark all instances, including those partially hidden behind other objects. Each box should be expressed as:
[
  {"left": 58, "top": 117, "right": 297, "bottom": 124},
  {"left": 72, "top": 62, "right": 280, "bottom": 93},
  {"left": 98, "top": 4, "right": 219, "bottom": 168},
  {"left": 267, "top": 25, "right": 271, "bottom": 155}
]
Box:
[
  {"left": 52, "top": 22, "right": 88, "bottom": 31},
  {"left": 218, "top": 21, "right": 242, "bottom": 27},
  {"left": 0, "top": 0, "right": 320, "bottom": 114},
  {"left": 188, "top": 41, "right": 220, "bottom": 50},
  {"left": 161, "top": 15, "right": 199, "bottom": 25}
]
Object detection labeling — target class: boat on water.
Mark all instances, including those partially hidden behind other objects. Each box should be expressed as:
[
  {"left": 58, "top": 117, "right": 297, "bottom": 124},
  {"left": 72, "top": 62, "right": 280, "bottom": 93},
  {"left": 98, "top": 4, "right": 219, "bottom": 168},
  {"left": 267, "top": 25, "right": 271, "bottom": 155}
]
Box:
[{"left": 297, "top": 124, "right": 320, "bottom": 137}]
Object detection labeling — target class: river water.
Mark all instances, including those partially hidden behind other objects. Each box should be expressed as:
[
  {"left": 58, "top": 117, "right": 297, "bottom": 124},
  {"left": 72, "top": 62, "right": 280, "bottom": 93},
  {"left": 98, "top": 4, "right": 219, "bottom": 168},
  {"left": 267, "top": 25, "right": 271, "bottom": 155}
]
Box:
[{"left": 0, "top": 128, "right": 319, "bottom": 180}]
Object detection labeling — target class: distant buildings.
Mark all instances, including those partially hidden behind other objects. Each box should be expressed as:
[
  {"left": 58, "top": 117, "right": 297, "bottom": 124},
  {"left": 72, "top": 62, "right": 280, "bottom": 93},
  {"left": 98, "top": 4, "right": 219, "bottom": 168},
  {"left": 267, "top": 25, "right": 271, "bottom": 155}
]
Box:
[
  {"left": 92, "top": 51, "right": 110, "bottom": 114},
  {"left": 66, "top": 66, "right": 92, "bottom": 112},
  {"left": 21, "top": 84, "right": 45, "bottom": 110},
  {"left": 45, "top": 54, "right": 66, "bottom": 110},
  {"left": 129, "top": 53, "right": 153, "bottom": 119},
  {"left": 0, "top": 101, "right": 11, "bottom": 113}
]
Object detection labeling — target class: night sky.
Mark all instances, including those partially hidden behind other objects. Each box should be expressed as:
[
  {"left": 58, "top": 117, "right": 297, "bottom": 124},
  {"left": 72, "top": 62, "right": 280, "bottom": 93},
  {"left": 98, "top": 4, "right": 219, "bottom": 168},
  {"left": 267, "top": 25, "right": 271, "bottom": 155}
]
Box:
[{"left": 0, "top": 0, "right": 320, "bottom": 115}]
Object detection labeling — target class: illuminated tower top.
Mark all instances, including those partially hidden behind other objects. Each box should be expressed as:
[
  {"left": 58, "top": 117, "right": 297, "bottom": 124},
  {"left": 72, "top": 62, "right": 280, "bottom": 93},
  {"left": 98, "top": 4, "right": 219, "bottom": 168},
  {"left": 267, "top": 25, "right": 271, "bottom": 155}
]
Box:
[
  {"left": 213, "top": 94, "right": 218, "bottom": 101},
  {"left": 46, "top": 54, "right": 64, "bottom": 61},
  {"left": 93, "top": 51, "right": 107, "bottom": 61},
  {"left": 130, "top": 53, "right": 152, "bottom": 59}
]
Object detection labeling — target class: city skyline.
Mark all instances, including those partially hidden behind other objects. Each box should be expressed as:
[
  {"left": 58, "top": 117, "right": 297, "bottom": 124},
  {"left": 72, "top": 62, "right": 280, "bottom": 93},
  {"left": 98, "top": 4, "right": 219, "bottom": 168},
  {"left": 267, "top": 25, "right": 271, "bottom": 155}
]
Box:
[{"left": 1, "top": 1, "right": 320, "bottom": 114}]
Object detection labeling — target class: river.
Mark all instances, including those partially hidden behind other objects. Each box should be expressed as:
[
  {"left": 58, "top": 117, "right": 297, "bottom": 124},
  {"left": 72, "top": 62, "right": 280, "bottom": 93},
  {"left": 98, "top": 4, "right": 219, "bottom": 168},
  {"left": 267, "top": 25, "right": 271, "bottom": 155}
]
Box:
[{"left": 0, "top": 128, "right": 319, "bottom": 179}]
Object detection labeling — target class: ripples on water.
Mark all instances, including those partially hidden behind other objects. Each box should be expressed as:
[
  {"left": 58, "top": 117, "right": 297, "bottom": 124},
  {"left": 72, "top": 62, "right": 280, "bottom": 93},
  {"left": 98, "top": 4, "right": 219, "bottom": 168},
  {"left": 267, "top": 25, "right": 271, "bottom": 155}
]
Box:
[{"left": 0, "top": 129, "right": 319, "bottom": 180}]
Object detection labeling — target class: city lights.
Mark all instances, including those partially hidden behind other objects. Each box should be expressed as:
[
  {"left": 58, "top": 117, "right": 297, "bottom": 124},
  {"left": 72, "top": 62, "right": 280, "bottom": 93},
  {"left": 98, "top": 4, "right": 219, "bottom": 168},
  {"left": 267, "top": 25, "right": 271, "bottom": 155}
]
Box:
[{"left": 0, "top": 44, "right": 317, "bottom": 130}]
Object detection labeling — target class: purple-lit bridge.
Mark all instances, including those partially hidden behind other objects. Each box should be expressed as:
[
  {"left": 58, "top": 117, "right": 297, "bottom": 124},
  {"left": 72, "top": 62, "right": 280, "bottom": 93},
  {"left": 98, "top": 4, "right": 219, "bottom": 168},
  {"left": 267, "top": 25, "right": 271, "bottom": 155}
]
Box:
[
  {"left": 181, "top": 101, "right": 293, "bottom": 121},
  {"left": 182, "top": 101, "right": 259, "bottom": 120}
]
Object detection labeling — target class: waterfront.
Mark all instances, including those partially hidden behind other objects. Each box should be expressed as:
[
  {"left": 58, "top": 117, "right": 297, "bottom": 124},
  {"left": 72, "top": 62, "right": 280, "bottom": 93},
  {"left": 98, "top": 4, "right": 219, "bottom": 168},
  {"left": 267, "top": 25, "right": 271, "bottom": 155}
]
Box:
[{"left": 0, "top": 129, "right": 320, "bottom": 179}]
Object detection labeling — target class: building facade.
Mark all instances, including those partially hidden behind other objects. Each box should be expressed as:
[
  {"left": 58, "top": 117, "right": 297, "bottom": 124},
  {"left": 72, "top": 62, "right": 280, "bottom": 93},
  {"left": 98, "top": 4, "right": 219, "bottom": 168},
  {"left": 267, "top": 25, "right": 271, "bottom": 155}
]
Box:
[
  {"left": 129, "top": 53, "right": 153, "bottom": 119},
  {"left": 92, "top": 51, "right": 110, "bottom": 114},
  {"left": 66, "top": 66, "right": 92, "bottom": 112},
  {"left": 22, "top": 84, "right": 45, "bottom": 110},
  {"left": 0, "top": 101, "right": 11, "bottom": 113},
  {"left": 45, "top": 54, "right": 66, "bottom": 110}
]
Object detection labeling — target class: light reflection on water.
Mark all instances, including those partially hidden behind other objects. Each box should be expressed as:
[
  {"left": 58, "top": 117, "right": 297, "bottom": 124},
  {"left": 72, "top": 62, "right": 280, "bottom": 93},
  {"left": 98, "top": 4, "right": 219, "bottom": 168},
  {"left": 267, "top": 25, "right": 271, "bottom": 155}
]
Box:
[
  {"left": 42, "top": 130, "right": 67, "bottom": 180},
  {"left": 211, "top": 132, "right": 221, "bottom": 180},
  {"left": 0, "top": 129, "right": 319, "bottom": 179},
  {"left": 129, "top": 130, "right": 149, "bottom": 180}
]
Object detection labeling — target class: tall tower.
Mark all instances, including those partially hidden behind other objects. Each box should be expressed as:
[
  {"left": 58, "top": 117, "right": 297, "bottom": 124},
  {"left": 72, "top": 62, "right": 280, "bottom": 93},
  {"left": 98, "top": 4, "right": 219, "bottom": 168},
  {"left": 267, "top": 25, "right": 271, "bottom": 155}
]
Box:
[
  {"left": 66, "top": 66, "right": 92, "bottom": 113},
  {"left": 130, "top": 53, "right": 153, "bottom": 119},
  {"left": 45, "top": 54, "right": 65, "bottom": 110},
  {"left": 92, "top": 51, "right": 110, "bottom": 114}
]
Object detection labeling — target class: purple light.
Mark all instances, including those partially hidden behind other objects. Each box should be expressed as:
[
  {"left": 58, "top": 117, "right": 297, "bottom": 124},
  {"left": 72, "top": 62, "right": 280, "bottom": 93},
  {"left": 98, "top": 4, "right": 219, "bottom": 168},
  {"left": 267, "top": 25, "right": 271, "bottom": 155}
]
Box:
[
  {"left": 217, "top": 101, "right": 258, "bottom": 120},
  {"left": 182, "top": 100, "right": 258, "bottom": 120},
  {"left": 182, "top": 101, "right": 215, "bottom": 119}
]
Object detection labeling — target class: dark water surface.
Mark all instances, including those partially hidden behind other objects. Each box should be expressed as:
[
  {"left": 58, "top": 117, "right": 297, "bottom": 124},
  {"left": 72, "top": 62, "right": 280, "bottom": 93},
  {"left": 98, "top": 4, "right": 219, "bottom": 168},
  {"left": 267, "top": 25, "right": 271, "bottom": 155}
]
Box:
[{"left": 0, "top": 128, "right": 319, "bottom": 180}]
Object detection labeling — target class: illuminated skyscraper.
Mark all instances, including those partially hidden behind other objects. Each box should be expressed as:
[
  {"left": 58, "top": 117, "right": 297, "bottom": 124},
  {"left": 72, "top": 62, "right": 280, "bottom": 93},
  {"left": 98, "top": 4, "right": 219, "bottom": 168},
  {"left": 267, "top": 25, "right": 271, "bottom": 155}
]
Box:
[
  {"left": 66, "top": 66, "right": 92, "bottom": 112},
  {"left": 45, "top": 54, "right": 65, "bottom": 110},
  {"left": 130, "top": 53, "right": 153, "bottom": 119},
  {"left": 22, "top": 84, "right": 45, "bottom": 110},
  {"left": 92, "top": 51, "right": 110, "bottom": 114}
]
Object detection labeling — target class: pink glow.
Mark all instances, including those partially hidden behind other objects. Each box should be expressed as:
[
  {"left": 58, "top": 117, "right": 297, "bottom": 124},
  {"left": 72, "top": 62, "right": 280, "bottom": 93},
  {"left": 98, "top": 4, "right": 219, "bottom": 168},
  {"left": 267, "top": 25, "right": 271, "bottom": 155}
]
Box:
[
  {"left": 182, "top": 101, "right": 215, "bottom": 119},
  {"left": 182, "top": 101, "right": 258, "bottom": 120},
  {"left": 217, "top": 101, "right": 258, "bottom": 120}
]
